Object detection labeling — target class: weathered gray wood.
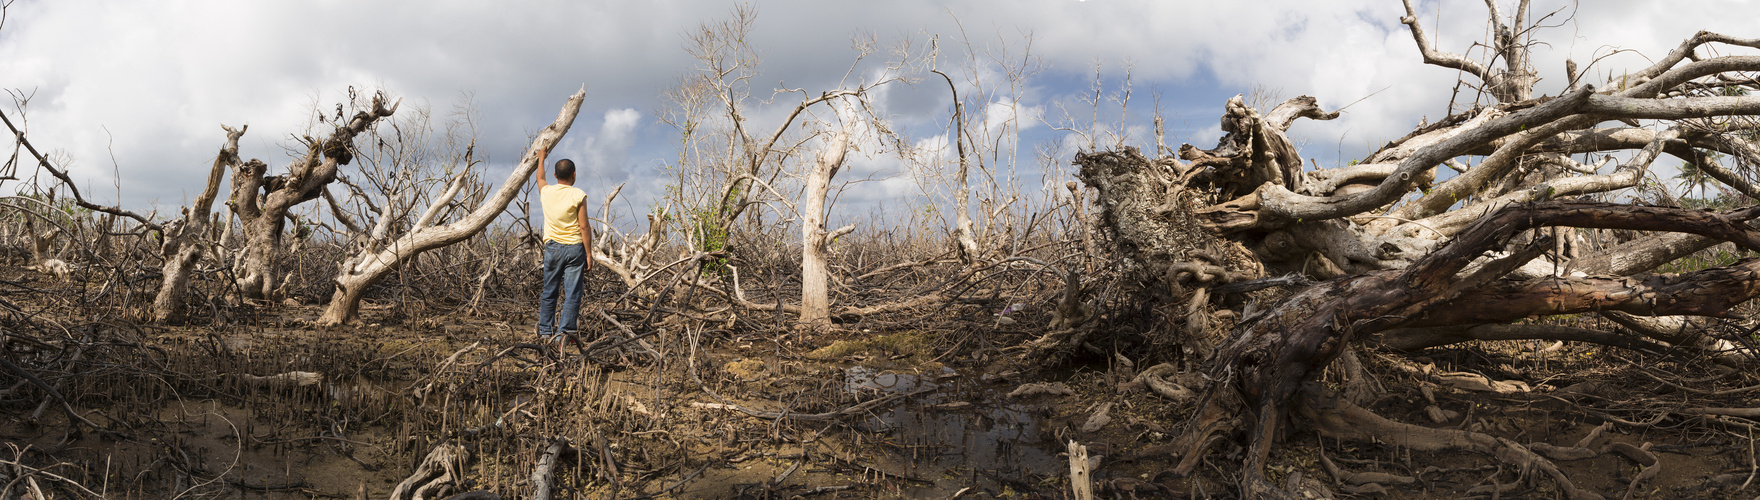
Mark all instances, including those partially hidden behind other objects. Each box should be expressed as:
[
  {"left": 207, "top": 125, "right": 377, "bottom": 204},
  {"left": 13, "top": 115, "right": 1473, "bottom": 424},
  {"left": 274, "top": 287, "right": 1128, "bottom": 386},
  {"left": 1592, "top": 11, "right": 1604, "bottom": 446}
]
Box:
[
  {"left": 798, "top": 116, "right": 853, "bottom": 328},
  {"left": 152, "top": 124, "right": 245, "bottom": 322},
  {"left": 233, "top": 93, "right": 398, "bottom": 300},
  {"left": 1584, "top": 93, "right": 1760, "bottom": 119},
  {"left": 317, "top": 89, "right": 585, "bottom": 325},
  {"left": 1172, "top": 201, "right": 1760, "bottom": 491},
  {"left": 1067, "top": 440, "right": 1094, "bottom": 500},
  {"left": 1208, "top": 87, "right": 1593, "bottom": 232},
  {"left": 529, "top": 436, "right": 569, "bottom": 500}
]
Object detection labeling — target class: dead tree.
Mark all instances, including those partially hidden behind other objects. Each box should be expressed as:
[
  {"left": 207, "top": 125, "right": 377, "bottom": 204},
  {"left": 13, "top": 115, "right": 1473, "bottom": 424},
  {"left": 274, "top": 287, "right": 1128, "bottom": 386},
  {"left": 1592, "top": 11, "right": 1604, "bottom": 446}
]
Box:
[
  {"left": 922, "top": 27, "right": 1041, "bottom": 267},
  {"left": 657, "top": 7, "right": 925, "bottom": 324},
  {"left": 317, "top": 89, "right": 586, "bottom": 326},
  {"left": 230, "top": 90, "right": 398, "bottom": 301},
  {"left": 923, "top": 28, "right": 1046, "bottom": 267},
  {"left": 798, "top": 113, "right": 853, "bottom": 328},
  {"left": 1072, "top": 2, "right": 1760, "bottom": 496},
  {"left": 586, "top": 191, "right": 671, "bottom": 290},
  {"left": 932, "top": 66, "right": 982, "bottom": 266},
  {"left": 3, "top": 95, "right": 161, "bottom": 265},
  {"left": 1171, "top": 202, "right": 1760, "bottom": 497},
  {"left": 151, "top": 124, "right": 245, "bottom": 322}
]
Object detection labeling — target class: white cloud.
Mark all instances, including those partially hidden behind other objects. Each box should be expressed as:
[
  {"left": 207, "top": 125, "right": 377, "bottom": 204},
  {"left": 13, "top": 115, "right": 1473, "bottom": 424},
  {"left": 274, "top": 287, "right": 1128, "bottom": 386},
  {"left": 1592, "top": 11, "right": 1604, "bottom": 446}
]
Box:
[
  {"left": 572, "top": 107, "right": 642, "bottom": 180},
  {"left": 2, "top": 0, "right": 1756, "bottom": 225}
]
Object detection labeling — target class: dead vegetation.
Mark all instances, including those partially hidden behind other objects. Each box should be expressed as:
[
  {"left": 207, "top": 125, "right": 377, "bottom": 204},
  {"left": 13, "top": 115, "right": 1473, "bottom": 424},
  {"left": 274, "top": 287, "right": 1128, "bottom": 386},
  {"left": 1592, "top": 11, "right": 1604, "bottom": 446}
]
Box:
[{"left": 7, "top": 2, "right": 1760, "bottom": 499}]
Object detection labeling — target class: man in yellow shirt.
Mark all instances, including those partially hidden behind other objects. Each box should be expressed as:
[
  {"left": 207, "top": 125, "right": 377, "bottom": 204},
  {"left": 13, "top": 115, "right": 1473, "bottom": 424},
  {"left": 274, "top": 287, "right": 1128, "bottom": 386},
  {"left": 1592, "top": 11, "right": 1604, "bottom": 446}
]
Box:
[{"left": 534, "top": 148, "right": 594, "bottom": 345}]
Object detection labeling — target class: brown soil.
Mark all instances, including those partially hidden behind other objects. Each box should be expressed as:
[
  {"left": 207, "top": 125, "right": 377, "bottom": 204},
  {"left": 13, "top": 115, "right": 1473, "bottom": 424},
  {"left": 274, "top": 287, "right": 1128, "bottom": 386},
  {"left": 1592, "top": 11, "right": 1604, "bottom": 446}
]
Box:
[{"left": 4, "top": 296, "right": 1759, "bottom": 499}]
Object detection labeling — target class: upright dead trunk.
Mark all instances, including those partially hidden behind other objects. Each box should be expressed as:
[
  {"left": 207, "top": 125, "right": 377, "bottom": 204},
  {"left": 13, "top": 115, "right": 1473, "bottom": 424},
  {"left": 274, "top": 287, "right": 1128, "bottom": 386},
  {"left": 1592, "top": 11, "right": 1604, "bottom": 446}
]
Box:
[
  {"left": 932, "top": 70, "right": 981, "bottom": 265},
  {"left": 152, "top": 124, "right": 245, "bottom": 322},
  {"left": 798, "top": 117, "right": 853, "bottom": 328},
  {"left": 232, "top": 94, "right": 399, "bottom": 301},
  {"left": 20, "top": 217, "right": 66, "bottom": 280},
  {"left": 317, "top": 89, "right": 586, "bottom": 326}
]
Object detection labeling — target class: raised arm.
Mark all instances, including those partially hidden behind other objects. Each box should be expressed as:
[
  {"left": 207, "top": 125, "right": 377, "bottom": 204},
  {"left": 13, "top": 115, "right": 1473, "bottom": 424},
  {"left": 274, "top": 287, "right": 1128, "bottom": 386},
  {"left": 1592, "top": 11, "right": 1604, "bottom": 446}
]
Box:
[{"left": 533, "top": 148, "right": 550, "bottom": 189}]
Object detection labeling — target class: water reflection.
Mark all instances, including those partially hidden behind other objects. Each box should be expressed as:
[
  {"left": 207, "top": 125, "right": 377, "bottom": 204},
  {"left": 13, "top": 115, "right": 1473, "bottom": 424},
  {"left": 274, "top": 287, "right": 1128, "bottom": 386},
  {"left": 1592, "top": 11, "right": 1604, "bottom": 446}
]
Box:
[{"left": 843, "top": 365, "right": 1063, "bottom": 495}]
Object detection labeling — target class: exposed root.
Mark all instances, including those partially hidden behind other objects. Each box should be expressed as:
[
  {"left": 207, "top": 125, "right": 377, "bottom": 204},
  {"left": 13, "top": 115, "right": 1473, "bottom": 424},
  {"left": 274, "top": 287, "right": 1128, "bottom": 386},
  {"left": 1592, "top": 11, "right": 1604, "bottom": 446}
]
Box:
[
  {"left": 1116, "top": 363, "right": 1199, "bottom": 403},
  {"left": 1297, "top": 388, "right": 1604, "bottom": 500},
  {"left": 1318, "top": 450, "right": 1416, "bottom": 488},
  {"left": 239, "top": 370, "right": 323, "bottom": 387},
  {"left": 1435, "top": 370, "right": 1530, "bottom": 393},
  {"left": 1600, "top": 441, "right": 1661, "bottom": 500},
  {"left": 1331, "top": 348, "right": 1383, "bottom": 406},
  {"left": 392, "top": 442, "right": 471, "bottom": 500},
  {"left": 1008, "top": 382, "right": 1075, "bottom": 398},
  {"left": 1017, "top": 324, "right": 1099, "bottom": 365},
  {"left": 1048, "top": 270, "right": 1094, "bottom": 330},
  {"left": 1018, "top": 270, "right": 1101, "bottom": 365}
]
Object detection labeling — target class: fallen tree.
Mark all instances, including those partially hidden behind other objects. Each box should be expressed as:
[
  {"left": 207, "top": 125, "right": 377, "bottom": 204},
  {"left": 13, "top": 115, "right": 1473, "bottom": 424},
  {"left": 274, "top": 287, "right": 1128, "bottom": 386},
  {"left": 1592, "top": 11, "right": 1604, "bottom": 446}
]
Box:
[
  {"left": 1070, "top": 2, "right": 1760, "bottom": 497},
  {"left": 1168, "top": 200, "right": 1760, "bottom": 497},
  {"left": 317, "top": 88, "right": 586, "bottom": 325}
]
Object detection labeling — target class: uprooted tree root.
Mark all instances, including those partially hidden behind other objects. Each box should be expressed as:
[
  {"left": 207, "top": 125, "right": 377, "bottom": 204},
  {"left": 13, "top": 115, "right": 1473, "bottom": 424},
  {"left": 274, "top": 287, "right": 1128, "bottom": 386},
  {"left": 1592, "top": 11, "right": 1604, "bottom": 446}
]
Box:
[
  {"left": 1150, "top": 201, "right": 1760, "bottom": 497},
  {"left": 1298, "top": 387, "right": 1602, "bottom": 500},
  {"left": 391, "top": 442, "right": 472, "bottom": 500}
]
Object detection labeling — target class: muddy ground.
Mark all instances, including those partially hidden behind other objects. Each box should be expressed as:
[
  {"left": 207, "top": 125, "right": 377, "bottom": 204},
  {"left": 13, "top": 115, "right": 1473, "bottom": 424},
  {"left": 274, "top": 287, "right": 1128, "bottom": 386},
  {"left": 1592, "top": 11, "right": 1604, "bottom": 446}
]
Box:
[{"left": 5, "top": 294, "right": 1760, "bottom": 499}]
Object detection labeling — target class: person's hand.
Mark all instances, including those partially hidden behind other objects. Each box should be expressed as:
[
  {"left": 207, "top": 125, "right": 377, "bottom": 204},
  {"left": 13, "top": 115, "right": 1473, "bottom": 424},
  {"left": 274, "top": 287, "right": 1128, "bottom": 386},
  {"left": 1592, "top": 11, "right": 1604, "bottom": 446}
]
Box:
[{"left": 533, "top": 147, "right": 550, "bottom": 186}]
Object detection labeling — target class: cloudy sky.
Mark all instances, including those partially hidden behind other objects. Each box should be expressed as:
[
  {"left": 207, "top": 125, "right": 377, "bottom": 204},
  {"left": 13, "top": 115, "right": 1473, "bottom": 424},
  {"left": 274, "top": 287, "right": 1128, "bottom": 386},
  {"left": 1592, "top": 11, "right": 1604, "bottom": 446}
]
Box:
[{"left": 3, "top": 0, "right": 1757, "bottom": 231}]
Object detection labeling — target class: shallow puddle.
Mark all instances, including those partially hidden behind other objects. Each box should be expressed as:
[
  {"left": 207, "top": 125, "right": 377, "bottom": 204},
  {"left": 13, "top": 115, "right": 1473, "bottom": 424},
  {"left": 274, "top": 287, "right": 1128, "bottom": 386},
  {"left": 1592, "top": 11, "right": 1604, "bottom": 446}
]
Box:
[
  {"left": 843, "top": 365, "right": 1064, "bottom": 495},
  {"left": 843, "top": 365, "right": 951, "bottom": 393}
]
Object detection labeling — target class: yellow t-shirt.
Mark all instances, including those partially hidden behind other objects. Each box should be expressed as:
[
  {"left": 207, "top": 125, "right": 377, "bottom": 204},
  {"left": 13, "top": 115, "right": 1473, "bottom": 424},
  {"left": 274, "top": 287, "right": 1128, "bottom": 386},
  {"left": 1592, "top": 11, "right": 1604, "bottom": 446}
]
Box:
[{"left": 540, "top": 184, "right": 588, "bottom": 245}]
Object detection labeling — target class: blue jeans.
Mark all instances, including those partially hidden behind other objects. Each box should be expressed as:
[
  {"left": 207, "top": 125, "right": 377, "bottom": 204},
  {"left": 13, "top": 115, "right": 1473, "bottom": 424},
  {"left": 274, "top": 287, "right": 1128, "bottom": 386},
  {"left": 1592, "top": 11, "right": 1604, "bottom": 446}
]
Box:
[{"left": 538, "top": 241, "right": 586, "bottom": 338}]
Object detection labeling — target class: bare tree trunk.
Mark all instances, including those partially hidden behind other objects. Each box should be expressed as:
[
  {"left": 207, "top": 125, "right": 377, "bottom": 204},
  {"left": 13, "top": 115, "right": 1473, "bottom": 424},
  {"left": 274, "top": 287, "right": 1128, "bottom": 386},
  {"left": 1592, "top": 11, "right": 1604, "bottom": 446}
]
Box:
[
  {"left": 317, "top": 89, "right": 585, "bottom": 326},
  {"left": 20, "top": 217, "right": 67, "bottom": 280},
  {"left": 798, "top": 117, "right": 853, "bottom": 329},
  {"left": 152, "top": 125, "right": 245, "bottom": 322},
  {"left": 932, "top": 70, "right": 981, "bottom": 265},
  {"left": 232, "top": 93, "right": 399, "bottom": 301}
]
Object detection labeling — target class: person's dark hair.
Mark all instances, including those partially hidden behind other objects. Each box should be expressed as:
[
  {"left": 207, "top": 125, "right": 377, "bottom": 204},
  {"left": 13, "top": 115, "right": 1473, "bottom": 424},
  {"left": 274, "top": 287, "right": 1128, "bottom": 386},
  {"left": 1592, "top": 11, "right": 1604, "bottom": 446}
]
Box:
[{"left": 555, "top": 159, "right": 577, "bottom": 182}]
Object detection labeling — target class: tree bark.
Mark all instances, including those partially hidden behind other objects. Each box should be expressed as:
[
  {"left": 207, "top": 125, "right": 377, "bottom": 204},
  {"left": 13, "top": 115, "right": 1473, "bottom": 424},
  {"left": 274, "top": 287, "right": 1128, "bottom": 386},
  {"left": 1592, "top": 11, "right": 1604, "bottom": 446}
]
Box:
[
  {"left": 1173, "top": 201, "right": 1760, "bottom": 485},
  {"left": 1201, "top": 88, "right": 1595, "bottom": 233},
  {"left": 233, "top": 93, "right": 399, "bottom": 301},
  {"left": 798, "top": 116, "right": 852, "bottom": 328},
  {"left": 152, "top": 124, "right": 245, "bottom": 322},
  {"left": 317, "top": 89, "right": 585, "bottom": 326},
  {"left": 1085, "top": 16, "right": 1760, "bottom": 498},
  {"left": 932, "top": 70, "right": 981, "bottom": 265},
  {"left": 1388, "top": 128, "right": 1678, "bottom": 239}
]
